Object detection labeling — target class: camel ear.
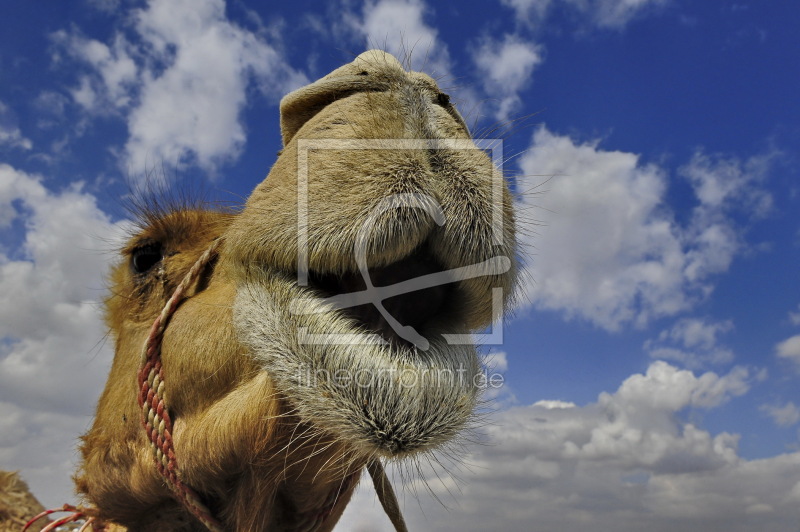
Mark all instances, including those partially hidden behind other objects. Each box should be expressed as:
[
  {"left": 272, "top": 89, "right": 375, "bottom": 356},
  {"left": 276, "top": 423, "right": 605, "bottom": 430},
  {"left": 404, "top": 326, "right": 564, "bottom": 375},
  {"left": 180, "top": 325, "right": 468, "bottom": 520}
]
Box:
[{"left": 279, "top": 50, "right": 405, "bottom": 146}]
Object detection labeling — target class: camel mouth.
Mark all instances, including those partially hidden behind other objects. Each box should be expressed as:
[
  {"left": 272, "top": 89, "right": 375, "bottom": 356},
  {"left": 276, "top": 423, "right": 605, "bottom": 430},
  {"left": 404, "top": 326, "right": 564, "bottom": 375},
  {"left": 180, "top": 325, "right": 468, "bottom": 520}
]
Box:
[
  {"left": 306, "top": 246, "right": 456, "bottom": 350},
  {"left": 235, "top": 249, "right": 483, "bottom": 457}
]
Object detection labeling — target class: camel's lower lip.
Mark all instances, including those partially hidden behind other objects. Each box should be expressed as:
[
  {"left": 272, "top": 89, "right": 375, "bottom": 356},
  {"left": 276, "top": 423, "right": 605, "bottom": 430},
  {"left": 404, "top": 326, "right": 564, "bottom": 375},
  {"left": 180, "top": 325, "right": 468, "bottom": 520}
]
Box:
[
  {"left": 234, "top": 271, "right": 481, "bottom": 456},
  {"left": 306, "top": 247, "right": 453, "bottom": 349}
]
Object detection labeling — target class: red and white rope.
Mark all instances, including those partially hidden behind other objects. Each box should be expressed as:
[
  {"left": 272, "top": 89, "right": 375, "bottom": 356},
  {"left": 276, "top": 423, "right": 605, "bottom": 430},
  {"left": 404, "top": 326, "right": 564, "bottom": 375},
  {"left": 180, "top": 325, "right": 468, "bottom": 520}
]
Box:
[
  {"left": 135, "top": 238, "right": 405, "bottom": 532},
  {"left": 137, "top": 239, "right": 225, "bottom": 532},
  {"left": 22, "top": 504, "right": 107, "bottom": 532},
  {"left": 25, "top": 235, "right": 405, "bottom": 532}
]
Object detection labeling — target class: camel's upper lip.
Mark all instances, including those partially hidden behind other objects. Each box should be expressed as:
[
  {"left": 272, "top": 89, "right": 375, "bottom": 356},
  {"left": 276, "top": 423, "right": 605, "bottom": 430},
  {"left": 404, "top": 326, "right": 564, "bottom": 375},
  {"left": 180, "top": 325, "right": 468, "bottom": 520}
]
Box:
[{"left": 305, "top": 245, "right": 454, "bottom": 349}]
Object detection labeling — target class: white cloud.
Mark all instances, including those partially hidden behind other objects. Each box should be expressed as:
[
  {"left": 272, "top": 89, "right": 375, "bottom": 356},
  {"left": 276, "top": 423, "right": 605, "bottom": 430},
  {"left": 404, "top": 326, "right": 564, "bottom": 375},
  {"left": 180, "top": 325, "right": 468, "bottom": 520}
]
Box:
[
  {"left": 503, "top": 0, "right": 669, "bottom": 30},
  {"left": 55, "top": 0, "right": 308, "bottom": 175},
  {"left": 533, "top": 399, "right": 576, "bottom": 409},
  {"left": 515, "top": 126, "right": 774, "bottom": 330},
  {"left": 788, "top": 304, "right": 800, "bottom": 326},
  {"left": 482, "top": 351, "right": 508, "bottom": 373},
  {"left": 85, "top": 0, "right": 121, "bottom": 12},
  {"left": 761, "top": 402, "right": 800, "bottom": 428},
  {"left": 681, "top": 150, "right": 775, "bottom": 227},
  {"left": 33, "top": 91, "right": 71, "bottom": 131},
  {"left": 677, "top": 151, "right": 774, "bottom": 281},
  {"left": 645, "top": 318, "right": 735, "bottom": 368},
  {"left": 354, "top": 0, "right": 451, "bottom": 77},
  {"left": 479, "top": 351, "right": 515, "bottom": 405},
  {"left": 663, "top": 318, "right": 733, "bottom": 350},
  {"left": 472, "top": 34, "right": 543, "bottom": 121},
  {"left": 338, "top": 0, "right": 485, "bottom": 127},
  {"left": 516, "top": 127, "right": 683, "bottom": 329},
  {"left": 571, "top": 0, "right": 670, "bottom": 29},
  {"left": 611, "top": 360, "right": 750, "bottom": 410},
  {"left": 776, "top": 335, "right": 800, "bottom": 365},
  {"left": 500, "top": 0, "right": 553, "bottom": 26},
  {"left": 339, "top": 361, "right": 796, "bottom": 532},
  {"left": 0, "top": 164, "right": 127, "bottom": 506},
  {"left": 55, "top": 31, "right": 138, "bottom": 112},
  {"left": 0, "top": 100, "right": 32, "bottom": 150},
  {"left": 0, "top": 401, "right": 85, "bottom": 511}
]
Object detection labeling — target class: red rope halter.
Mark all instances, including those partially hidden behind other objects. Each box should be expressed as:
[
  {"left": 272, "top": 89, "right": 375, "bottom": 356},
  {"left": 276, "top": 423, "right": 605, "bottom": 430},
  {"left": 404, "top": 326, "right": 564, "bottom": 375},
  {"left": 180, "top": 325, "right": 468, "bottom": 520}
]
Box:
[
  {"left": 26, "top": 237, "right": 406, "bottom": 532},
  {"left": 137, "top": 239, "right": 224, "bottom": 532},
  {"left": 135, "top": 238, "right": 406, "bottom": 532}
]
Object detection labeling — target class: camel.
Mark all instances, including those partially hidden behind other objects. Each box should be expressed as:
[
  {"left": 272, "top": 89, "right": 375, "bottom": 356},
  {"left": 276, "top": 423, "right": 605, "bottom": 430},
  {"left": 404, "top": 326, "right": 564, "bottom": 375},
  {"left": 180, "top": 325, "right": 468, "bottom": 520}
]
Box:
[
  {"left": 47, "top": 49, "right": 517, "bottom": 531},
  {"left": 0, "top": 472, "right": 48, "bottom": 532}
]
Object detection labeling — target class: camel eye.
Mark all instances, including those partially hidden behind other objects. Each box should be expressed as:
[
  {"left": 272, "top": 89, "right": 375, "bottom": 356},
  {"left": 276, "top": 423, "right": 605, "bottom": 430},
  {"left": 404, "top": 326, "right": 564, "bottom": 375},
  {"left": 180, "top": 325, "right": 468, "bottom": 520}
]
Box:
[
  {"left": 436, "top": 93, "right": 450, "bottom": 107},
  {"left": 131, "top": 243, "right": 163, "bottom": 274}
]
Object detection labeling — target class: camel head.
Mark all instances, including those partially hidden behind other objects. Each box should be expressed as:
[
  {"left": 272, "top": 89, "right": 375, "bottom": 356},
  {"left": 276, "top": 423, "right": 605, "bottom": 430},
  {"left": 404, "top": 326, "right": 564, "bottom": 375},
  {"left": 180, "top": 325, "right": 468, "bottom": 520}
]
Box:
[{"left": 76, "top": 50, "right": 517, "bottom": 531}]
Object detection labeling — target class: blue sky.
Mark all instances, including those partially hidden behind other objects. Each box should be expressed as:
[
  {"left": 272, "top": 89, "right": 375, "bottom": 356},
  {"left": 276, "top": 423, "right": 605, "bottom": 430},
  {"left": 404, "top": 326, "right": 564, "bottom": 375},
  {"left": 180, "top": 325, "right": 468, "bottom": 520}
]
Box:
[{"left": 1, "top": 0, "right": 799, "bottom": 530}]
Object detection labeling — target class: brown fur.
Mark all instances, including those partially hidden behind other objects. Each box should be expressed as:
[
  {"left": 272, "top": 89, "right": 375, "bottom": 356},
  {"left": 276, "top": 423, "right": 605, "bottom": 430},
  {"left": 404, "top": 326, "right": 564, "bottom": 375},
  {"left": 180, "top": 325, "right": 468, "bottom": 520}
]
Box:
[
  {"left": 0, "top": 471, "right": 47, "bottom": 532},
  {"left": 75, "top": 50, "right": 517, "bottom": 531},
  {"left": 78, "top": 211, "right": 359, "bottom": 530}
]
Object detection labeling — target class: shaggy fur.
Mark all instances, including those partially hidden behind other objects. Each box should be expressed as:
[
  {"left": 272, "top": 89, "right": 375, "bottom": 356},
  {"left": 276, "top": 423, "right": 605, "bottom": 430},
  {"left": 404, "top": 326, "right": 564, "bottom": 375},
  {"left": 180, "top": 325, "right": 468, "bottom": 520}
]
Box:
[
  {"left": 75, "top": 50, "right": 517, "bottom": 531},
  {"left": 0, "top": 471, "right": 47, "bottom": 532}
]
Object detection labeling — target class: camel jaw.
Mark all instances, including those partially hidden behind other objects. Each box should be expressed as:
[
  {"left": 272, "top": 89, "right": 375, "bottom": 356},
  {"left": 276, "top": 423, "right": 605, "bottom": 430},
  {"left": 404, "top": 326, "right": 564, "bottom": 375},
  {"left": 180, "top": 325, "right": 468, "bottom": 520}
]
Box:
[{"left": 232, "top": 267, "right": 482, "bottom": 457}]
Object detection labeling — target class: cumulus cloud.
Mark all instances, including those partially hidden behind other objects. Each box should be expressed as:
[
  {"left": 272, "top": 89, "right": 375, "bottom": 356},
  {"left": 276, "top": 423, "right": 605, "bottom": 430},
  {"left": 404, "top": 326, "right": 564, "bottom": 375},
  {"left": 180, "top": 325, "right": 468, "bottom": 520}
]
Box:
[
  {"left": 85, "top": 0, "right": 121, "bottom": 12},
  {"left": 514, "top": 126, "right": 775, "bottom": 330},
  {"left": 32, "top": 91, "right": 71, "bottom": 132},
  {"left": 53, "top": 31, "right": 138, "bottom": 112},
  {"left": 0, "top": 164, "right": 127, "bottom": 506},
  {"left": 503, "top": 0, "right": 669, "bottom": 30},
  {"left": 296, "top": 0, "right": 671, "bottom": 135},
  {"left": 484, "top": 0, "right": 669, "bottom": 123},
  {"left": 0, "top": 401, "right": 88, "bottom": 512},
  {"left": 482, "top": 351, "right": 509, "bottom": 373},
  {"left": 485, "top": 0, "right": 670, "bottom": 123},
  {"left": 788, "top": 304, "right": 800, "bottom": 326},
  {"left": 500, "top": 0, "right": 553, "bottom": 26},
  {"left": 480, "top": 351, "right": 514, "bottom": 404},
  {"left": 333, "top": 0, "right": 542, "bottom": 127},
  {"left": 680, "top": 151, "right": 774, "bottom": 216},
  {"left": 337, "top": 0, "right": 487, "bottom": 126},
  {"left": 516, "top": 127, "right": 681, "bottom": 328},
  {"left": 472, "top": 34, "right": 543, "bottom": 121},
  {"left": 776, "top": 335, "right": 800, "bottom": 365},
  {"left": 533, "top": 399, "right": 576, "bottom": 409},
  {"left": 761, "top": 402, "right": 800, "bottom": 428},
  {"left": 645, "top": 317, "right": 735, "bottom": 368},
  {"left": 571, "top": 0, "right": 670, "bottom": 29},
  {"left": 339, "top": 361, "right": 796, "bottom": 532},
  {"left": 0, "top": 100, "right": 32, "bottom": 150},
  {"left": 678, "top": 150, "right": 775, "bottom": 282},
  {"left": 351, "top": 0, "right": 451, "bottom": 77},
  {"left": 54, "top": 0, "right": 307, "bottom": 175}
]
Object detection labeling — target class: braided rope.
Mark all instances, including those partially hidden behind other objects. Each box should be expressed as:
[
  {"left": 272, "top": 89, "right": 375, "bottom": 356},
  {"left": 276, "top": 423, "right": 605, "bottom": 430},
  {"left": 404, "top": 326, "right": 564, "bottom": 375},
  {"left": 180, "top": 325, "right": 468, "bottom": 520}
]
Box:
[
  {"left": 22, "top": 504, "right": 110, "bottom": 532},
  {"left": 23, "top": 236, "right": 407, "bottom": 532},
  {"left": 137, "top": 239, "right": 225, "bottom": 532},
  {"left": 134, "top": 237, "right": 406, "bottom": 532}
]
